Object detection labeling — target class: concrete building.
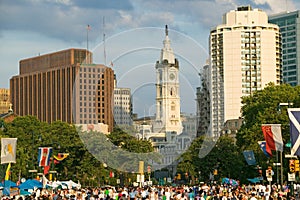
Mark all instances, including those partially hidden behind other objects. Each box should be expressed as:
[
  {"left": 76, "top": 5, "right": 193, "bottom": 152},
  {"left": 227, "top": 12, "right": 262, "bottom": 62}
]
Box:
[
  {"left": 181, "top": 113, "right": 197, "bottom": 139},
  {"left": 10, "top": 48, "right": 114, "bottom": 132},
  {"left": 113, "top": 87, "right": 132, "bottom": 126},
  {"left": 209, "top": 6, "right": 281, "bottom": 137},
  {"left": 0, "top": 88, "right": 11, "bottom": 114},
  {"left": 269, "top": 10, "right": 300, "bottom": 86},
  {"left": 196, "top": 61, "right": 210, "bottom": 137}
]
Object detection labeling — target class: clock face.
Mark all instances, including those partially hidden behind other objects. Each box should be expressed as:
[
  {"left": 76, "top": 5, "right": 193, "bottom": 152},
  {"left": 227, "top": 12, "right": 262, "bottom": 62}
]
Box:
[{"left": 169, "top": 73, "right": 175, "bottom": 80}]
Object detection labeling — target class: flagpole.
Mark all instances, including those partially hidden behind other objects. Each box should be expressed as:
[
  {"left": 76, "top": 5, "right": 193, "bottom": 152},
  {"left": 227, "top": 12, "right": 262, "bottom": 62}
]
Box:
[
  {"left": 280, "top": 151, "right": 283, "bottom": 186},
  {"left": 86, "top": 25, "right": 90, "bottom": 64},
  {"left": 276, "top": 151, "right": 279, "bottom": 184},
  {"left": 103, "top": 16, "right": 106, "bottom": 66}
]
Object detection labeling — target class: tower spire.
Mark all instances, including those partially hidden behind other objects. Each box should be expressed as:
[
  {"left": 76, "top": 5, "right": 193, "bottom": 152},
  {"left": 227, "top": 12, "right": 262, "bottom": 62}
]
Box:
[
  {"left": 160, "top": 25, "right": 174, "bottom": 63},
  {"left": 165, "top": 24, "right": 168, "bottom": 36}
]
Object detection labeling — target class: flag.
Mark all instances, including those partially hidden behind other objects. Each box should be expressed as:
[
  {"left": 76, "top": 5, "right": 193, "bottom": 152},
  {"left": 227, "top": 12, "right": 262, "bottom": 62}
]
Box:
[
  {"left": 109, "top": 171, "right": 114, "bottom": 178},
  {"left": 44, "top": 165, "right": 50, "bottom": 175},
  {"left": 53, "top": 153, "right": 69, "bottom": 164},
  {"left": 262, "top": 124, "right": 283, "bottom": 157},
  {"left": 5, "top": 163, "right": 11, "bottom": 180},
  {"left": 42, "top": 175, "right": 49, "bottom": 188},
  {"left": 87, "top": 24, "right": 91, "bottom": 31},
  {"left": 243, "top": 150, "right": 256, "bottom": 165},
  {"left": 258, "top": 141, "right": 270, "bottom": 157},
  {"left": 1, "top": 138, "right": 17, "bottom": 164},
  {"left": 38, "top": 147, "right": 52, "bottom": 167},
  {"left": 288, "top": 108, "right": 300, "bottom": 156},
  {"left": 110, "top": 61, "right": 114, "bottom": 67}
]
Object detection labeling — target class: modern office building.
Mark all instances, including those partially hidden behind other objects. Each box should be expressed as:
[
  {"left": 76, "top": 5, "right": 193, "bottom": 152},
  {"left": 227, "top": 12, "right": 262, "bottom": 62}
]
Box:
[
  {"left": 209, "top": 6, "right": 281, "bottom": 137},
  {"left": 0, "top": 88, "right": 11, "bottom": 114},
  {"left": 269, "top": 10, "right": 300, "bottom": 86},
  {"left": 10, "top": 48, "right": 114, "bottom": 132}
]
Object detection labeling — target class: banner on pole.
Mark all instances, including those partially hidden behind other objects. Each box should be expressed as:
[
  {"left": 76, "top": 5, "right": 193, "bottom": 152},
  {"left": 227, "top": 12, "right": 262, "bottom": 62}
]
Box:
[
  {"left": 262, "top": 124, "right": 283, "bottom": 157},
  {"left": 38, "top": 147, "right": 52, "bottom": 167},
  {"left": 1, "top": 138, "right": 17, "bottom": 164}
]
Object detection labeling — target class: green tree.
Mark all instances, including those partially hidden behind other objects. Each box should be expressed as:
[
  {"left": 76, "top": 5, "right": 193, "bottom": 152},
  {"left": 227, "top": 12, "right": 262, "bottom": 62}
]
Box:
[
  {"left": 236, "top": 83, "right": 300, "bottom": 182},
  {"left": 177, "top": 135, "right": 249, "bottom": 184}
]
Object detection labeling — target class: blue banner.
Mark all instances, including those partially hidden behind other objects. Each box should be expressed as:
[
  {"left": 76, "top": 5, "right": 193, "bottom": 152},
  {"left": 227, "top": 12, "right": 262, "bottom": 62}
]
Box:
[{"left": 243, "top": 150, "right": 256, "bottom": 165}]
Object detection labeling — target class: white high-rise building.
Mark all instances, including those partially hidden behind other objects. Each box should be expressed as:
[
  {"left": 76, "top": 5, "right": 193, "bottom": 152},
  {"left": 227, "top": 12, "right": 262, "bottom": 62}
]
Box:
[
  {"left": 113, "top": 87, "right": 132, "bottom": 126},
  {"left": 153, "top": 25, "right": 183, "bottom": 134},
  {"left": 209, "top": 6, "right": 281, "bottom": 137}
]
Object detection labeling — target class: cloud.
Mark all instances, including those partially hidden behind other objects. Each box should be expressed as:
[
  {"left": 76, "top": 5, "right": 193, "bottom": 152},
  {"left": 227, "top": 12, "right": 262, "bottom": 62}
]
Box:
[
  {"left": 71, "top": 0, "right": 133, "bottom": 10},
  {"left": 249, "top": 0, "right": 296, "bottom": 13},
  {"left": 1, "top": 0, "right": 296, "bottom": 46},
  {"left": 0, "top": 0, "right": 133, "bottom": 43}
]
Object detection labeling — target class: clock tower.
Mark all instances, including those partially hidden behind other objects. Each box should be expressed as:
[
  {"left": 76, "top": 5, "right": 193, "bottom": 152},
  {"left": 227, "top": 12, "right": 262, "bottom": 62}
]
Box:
[{"left": 153, "top": 25, "right": 182, "bottom": 134}]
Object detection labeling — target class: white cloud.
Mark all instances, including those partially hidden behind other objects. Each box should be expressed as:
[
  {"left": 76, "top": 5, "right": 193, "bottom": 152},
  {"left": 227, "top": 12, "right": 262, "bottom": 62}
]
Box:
[{"left": 252, "top": 0, "right": 296, "bottom": 13}]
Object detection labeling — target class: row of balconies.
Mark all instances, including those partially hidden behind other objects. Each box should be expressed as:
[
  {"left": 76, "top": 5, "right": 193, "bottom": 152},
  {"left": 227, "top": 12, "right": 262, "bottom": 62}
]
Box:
[
  {"left": 242, "top": 72, "right": 261, "bottom": 77},
  {"left": 241, "top": 32, "right": 261, "bottom": 37},
  {"left": 242, "top": 74, "right": 261, "bottom": 79},
  {"left": 241, "top": 39, "right": 261, "bottom": 44},
  {"left": 242, "top": 80, "right": 262, "bottom": 86},
  {"left": 242, "top": 66, "right": 261, "bottom": 71},
  {"left": 241, "top": 50, "right": 260, "bottom": 54}
]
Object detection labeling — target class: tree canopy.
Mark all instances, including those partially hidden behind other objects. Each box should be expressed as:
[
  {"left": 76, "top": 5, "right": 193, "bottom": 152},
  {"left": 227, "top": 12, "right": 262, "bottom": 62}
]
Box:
[
  {"left": 0, "top": 117, "right": 156, "bottom": 186},
  {"left": 176, "top": 84, "right": 300, "bottom": 184}
]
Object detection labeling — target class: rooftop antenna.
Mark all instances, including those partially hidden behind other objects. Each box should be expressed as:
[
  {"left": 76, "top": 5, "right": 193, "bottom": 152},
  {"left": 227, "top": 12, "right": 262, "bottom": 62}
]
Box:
[
  {"left": 103, "top": 16, "right": 107, "bottom": 66},
  {"left": 86, "top": 24, "right": 91, "bottom": 64}
]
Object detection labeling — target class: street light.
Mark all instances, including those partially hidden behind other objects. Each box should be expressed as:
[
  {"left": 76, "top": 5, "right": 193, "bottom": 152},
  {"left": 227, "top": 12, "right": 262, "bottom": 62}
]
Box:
[
  {"left": 29, "top": 132, "right": 42, "bottom": 178},
  {"left": 277, "top": 102, "right": 294, "bottom": 187},
  {"left": 49, "top": 141, "right": 61, "bottom": 181},
  {"left": 0, "top": 120, "right": 6, "bottom": 132},
  {"left": 277, "top": 102, "right": 294, "bottom": 113}
]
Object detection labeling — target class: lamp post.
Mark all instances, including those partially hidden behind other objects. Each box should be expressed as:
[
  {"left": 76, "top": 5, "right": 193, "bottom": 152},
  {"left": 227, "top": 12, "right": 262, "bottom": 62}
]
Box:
[
  {"left": 49, "top": 141, "right": 61, "bottom": 181},
  {"left": 0, "top": 120, "right": 5, "bottom": 131},
  {"left": 278, "top": 102, "right": 294, "bottom": 187},
  {"left": 0, "top": 121, "right": 6, "bottom": 184},
  {"left": 29, "top": 132, "right": 42, "bottom": 178}
]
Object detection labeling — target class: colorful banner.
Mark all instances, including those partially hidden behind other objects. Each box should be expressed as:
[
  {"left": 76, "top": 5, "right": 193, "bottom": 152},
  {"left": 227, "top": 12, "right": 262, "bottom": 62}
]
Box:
[
  {"left": 262, "top": 124, "right": 283, "bottom": 157},
  {"left": 1, "top": 138, "right": 17, "bottom": 164},
  {"left": 288, "top": 108, "right": 300, "bottom": 156},
  {"left": 38, "top": 147, "right": 52, "bottom": 167},
  {"left": 257, "top": 141, "right": 270, "bottom": 158},
  {"left": 53, "top": 153, "right": 69, "bottom": 163}
]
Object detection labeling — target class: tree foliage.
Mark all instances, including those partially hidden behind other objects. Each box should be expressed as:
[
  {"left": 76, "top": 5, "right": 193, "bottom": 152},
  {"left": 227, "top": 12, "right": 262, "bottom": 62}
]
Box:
[
  {"left": 237, "top": 84, "right": 300, "bottom": 152},
  {"left": 235, "top": 83, "right": 300, "bottom": 180},
  {"left": 176, "top": 84, "right": 300, "bottom": 184},
  {"left": 177, "top": 135, "right": 251, "bottom": 184},
  {"left": 0, "top": 116, "right": 156, "bottom": 186}
]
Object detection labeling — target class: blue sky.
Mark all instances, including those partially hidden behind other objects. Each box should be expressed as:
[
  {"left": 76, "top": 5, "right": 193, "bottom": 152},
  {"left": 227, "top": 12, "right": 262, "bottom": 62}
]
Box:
[{"left": 1, "top": 0, "right": 299, "bottom": 116}]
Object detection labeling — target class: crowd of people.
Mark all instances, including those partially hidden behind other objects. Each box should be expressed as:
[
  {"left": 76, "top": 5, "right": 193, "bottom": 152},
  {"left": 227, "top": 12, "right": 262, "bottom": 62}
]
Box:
[{"left": 1, "top": 182, "right": 300, "bottom": 200}]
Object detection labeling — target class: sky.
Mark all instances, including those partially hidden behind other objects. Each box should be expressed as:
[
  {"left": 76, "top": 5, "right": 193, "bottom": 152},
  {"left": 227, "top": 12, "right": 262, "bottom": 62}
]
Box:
[{"left": 1, "top": 0, "right": 300, "bottom": 117}]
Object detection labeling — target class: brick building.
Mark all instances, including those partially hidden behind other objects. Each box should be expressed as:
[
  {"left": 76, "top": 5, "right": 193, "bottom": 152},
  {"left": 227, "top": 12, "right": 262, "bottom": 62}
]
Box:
[{"left": 10, "top": 48, "right": 114, "bottom": 132}]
